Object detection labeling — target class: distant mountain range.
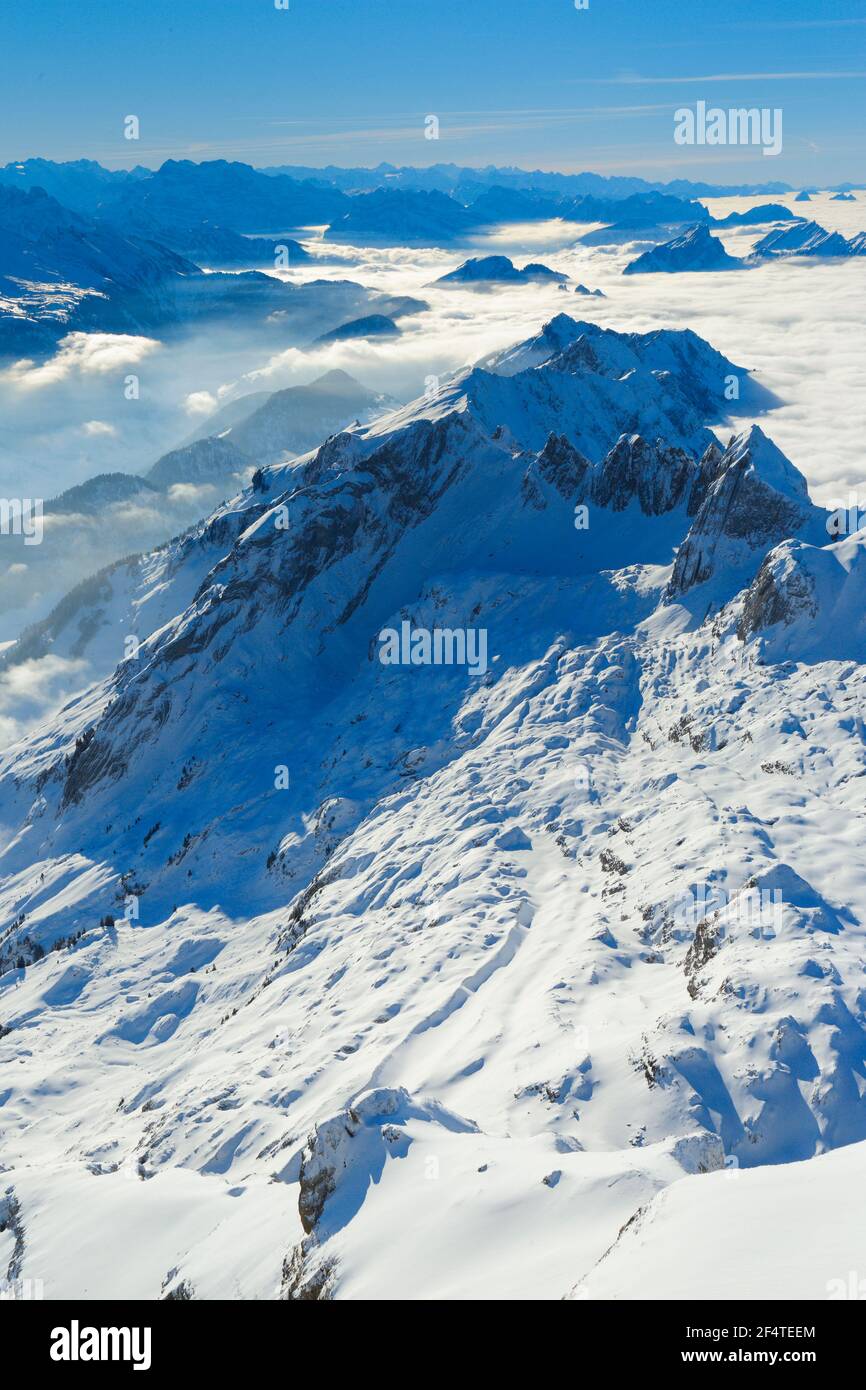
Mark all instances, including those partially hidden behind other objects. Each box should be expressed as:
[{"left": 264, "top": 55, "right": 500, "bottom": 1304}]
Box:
[
  {"left": 0, "top": 182, "right": 425, "bottom": 357},
  {"left": 622, "top": 216, "right": 866, "bottom": 274},
  {"left": 257, "top": 160, "right": 804, "bottom": 199},
  {"left": 8, "top": 157, "right": 828, "bottom": 356},
  {"left": 0, "top": 159, "right": 742, "bottom": 358},
  {"left": 2, "top": 157, "right": 859, "bottom": 260}
]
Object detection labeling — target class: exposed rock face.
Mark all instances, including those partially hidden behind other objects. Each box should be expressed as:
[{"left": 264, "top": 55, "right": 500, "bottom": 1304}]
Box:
[
  {"left": 297, "top": 1087, "right": 419, "bottom": 1234},
  {"left": 736, "top": 548, "right": 819, "bottom": 642},
  {"left": 531, "top": 433, "right": 592, "bottom": 500},
  {"left": 689, "top": 439, "right": 726, "bottom": 515},
  {"left": 589, "top": 435, "right": 695, "bottom": 515},
  {"left": 285, "top": 1087, "right": 477, "bottom": 1292},
  {"left": 666, "top": 425, "right": 818, "bottom": 600},
  {"left": 733, "top": 530, "right": 866, "bottom": 662}
]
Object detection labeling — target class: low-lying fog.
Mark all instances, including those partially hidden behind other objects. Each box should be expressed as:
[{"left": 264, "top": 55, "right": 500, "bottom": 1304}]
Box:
[{"left": 0, "top": 192, "right": 863, "bottom": 743}]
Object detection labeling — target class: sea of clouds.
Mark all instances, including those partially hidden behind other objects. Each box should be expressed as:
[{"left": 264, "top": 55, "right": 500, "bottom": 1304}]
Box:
[{"left": 0, "top": 190, "right": 863, "bottom": 744}]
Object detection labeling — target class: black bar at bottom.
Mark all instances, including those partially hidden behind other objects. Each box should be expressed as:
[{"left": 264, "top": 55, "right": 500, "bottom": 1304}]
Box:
[{"left": 6, "top": 1297, "right": 858, "bottom": 1375}]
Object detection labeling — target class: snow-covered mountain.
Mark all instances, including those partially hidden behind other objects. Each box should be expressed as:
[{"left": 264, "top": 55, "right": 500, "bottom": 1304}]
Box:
[
  {"left": 1, "top": 157, "right": 793, "bottom": 211},
  {"left": 624, "top": 224, "right": 743, "bottom": 275},
  {"left": 434, "top": 255, "right": 568, "bottom": 286},
  {"left": 100, "top": 158, "right": 350, "bottom": 232},
  {"left": 3, "top": 312, "right": 863, "bottom": 1302},
  {"left": 750, "top": 220, "right": 866, "bottom": 259},
  {"left": 711, "top": 203, "right": 801, "bottom": 228},
  {"left": 568, "top": 1139, "right": 866, "bottom": 1301},
  {"left": 312, "top": 315, "right": 400, "bottom": 346},
  {"left": 193, "top": 369, "right": 397, "bottom": 466}
]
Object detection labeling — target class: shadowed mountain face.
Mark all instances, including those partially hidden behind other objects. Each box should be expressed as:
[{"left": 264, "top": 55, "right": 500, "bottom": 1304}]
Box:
[
  {"left": 434, "top": 255, "right": 568, "bottom": 286},
  {"left": 711, "top": 203, "right": 801, "bottom": 228},
  {"left": 312, "top": 315, "right": 400, "bottom": 346},
  {"left": 0, "top": 183, "right": 426, "bottom": 358},
  {"left": 94, "top": 158, "right": 351, "bottom": 231}
]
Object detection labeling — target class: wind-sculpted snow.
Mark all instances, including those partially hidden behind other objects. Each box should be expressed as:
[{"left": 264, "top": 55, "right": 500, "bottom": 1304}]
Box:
[
  {"left": 1, "top": 314, "right": 865, "bottom": 1299},
  {"left": 568, "top": 1141, "right": 866, "bottom": 1301}
]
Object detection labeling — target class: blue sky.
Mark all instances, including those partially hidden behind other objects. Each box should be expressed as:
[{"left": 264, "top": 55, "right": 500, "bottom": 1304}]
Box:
[{"left": 2, "top": 0, "right": 864, "bottom": 182}]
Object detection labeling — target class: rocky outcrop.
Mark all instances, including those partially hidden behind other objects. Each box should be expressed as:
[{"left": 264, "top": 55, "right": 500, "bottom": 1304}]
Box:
[
  {"left": 589, "top": 435, "right": 696, "bottom": 515},
  {"left": 666, "top": 425, "right": 817, "bottom": 601},
  {"left": 735, "top": 531, "right": 866, "bottom": 662}
]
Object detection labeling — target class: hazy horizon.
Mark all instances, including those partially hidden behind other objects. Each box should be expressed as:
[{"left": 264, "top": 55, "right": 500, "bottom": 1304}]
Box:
[{"left": 2, "top": 0, "right": 865, "bottom": 183}]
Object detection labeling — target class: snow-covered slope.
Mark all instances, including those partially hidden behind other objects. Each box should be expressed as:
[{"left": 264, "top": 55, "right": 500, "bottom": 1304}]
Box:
[
  {"left": 1, "top": 314, "right": 864, "bottom": 1301},
  {"left": 568, "top": 1139, "right": 866, "bottom": 1301},
  {"left": 665, "top": 425, "right": 827, "bottom": 607},
  {"left": 734, "top": 528, "right": 866, "bottom": 662}
]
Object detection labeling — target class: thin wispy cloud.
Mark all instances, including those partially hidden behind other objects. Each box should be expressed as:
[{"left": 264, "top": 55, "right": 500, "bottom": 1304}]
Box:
[
  {"left": 585, "top": 71, "right": 866, "bottom": 85},
  {"left": 731, "top": 18, "right": 866, "bottom": 31},
  {"left": 91, "top": 106, "right": 681, "bottom": 169}
]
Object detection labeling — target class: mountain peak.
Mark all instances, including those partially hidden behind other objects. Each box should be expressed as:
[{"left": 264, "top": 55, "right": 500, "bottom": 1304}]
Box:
[
  {"left": 725, "top": 423, "right": 809, "bottom": 502},
  {"left": 666, "top": 427, "right": 818, "bottom": 602},
  {"left": 624, "top": 222, "right": 743, "bottom": 275}
]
